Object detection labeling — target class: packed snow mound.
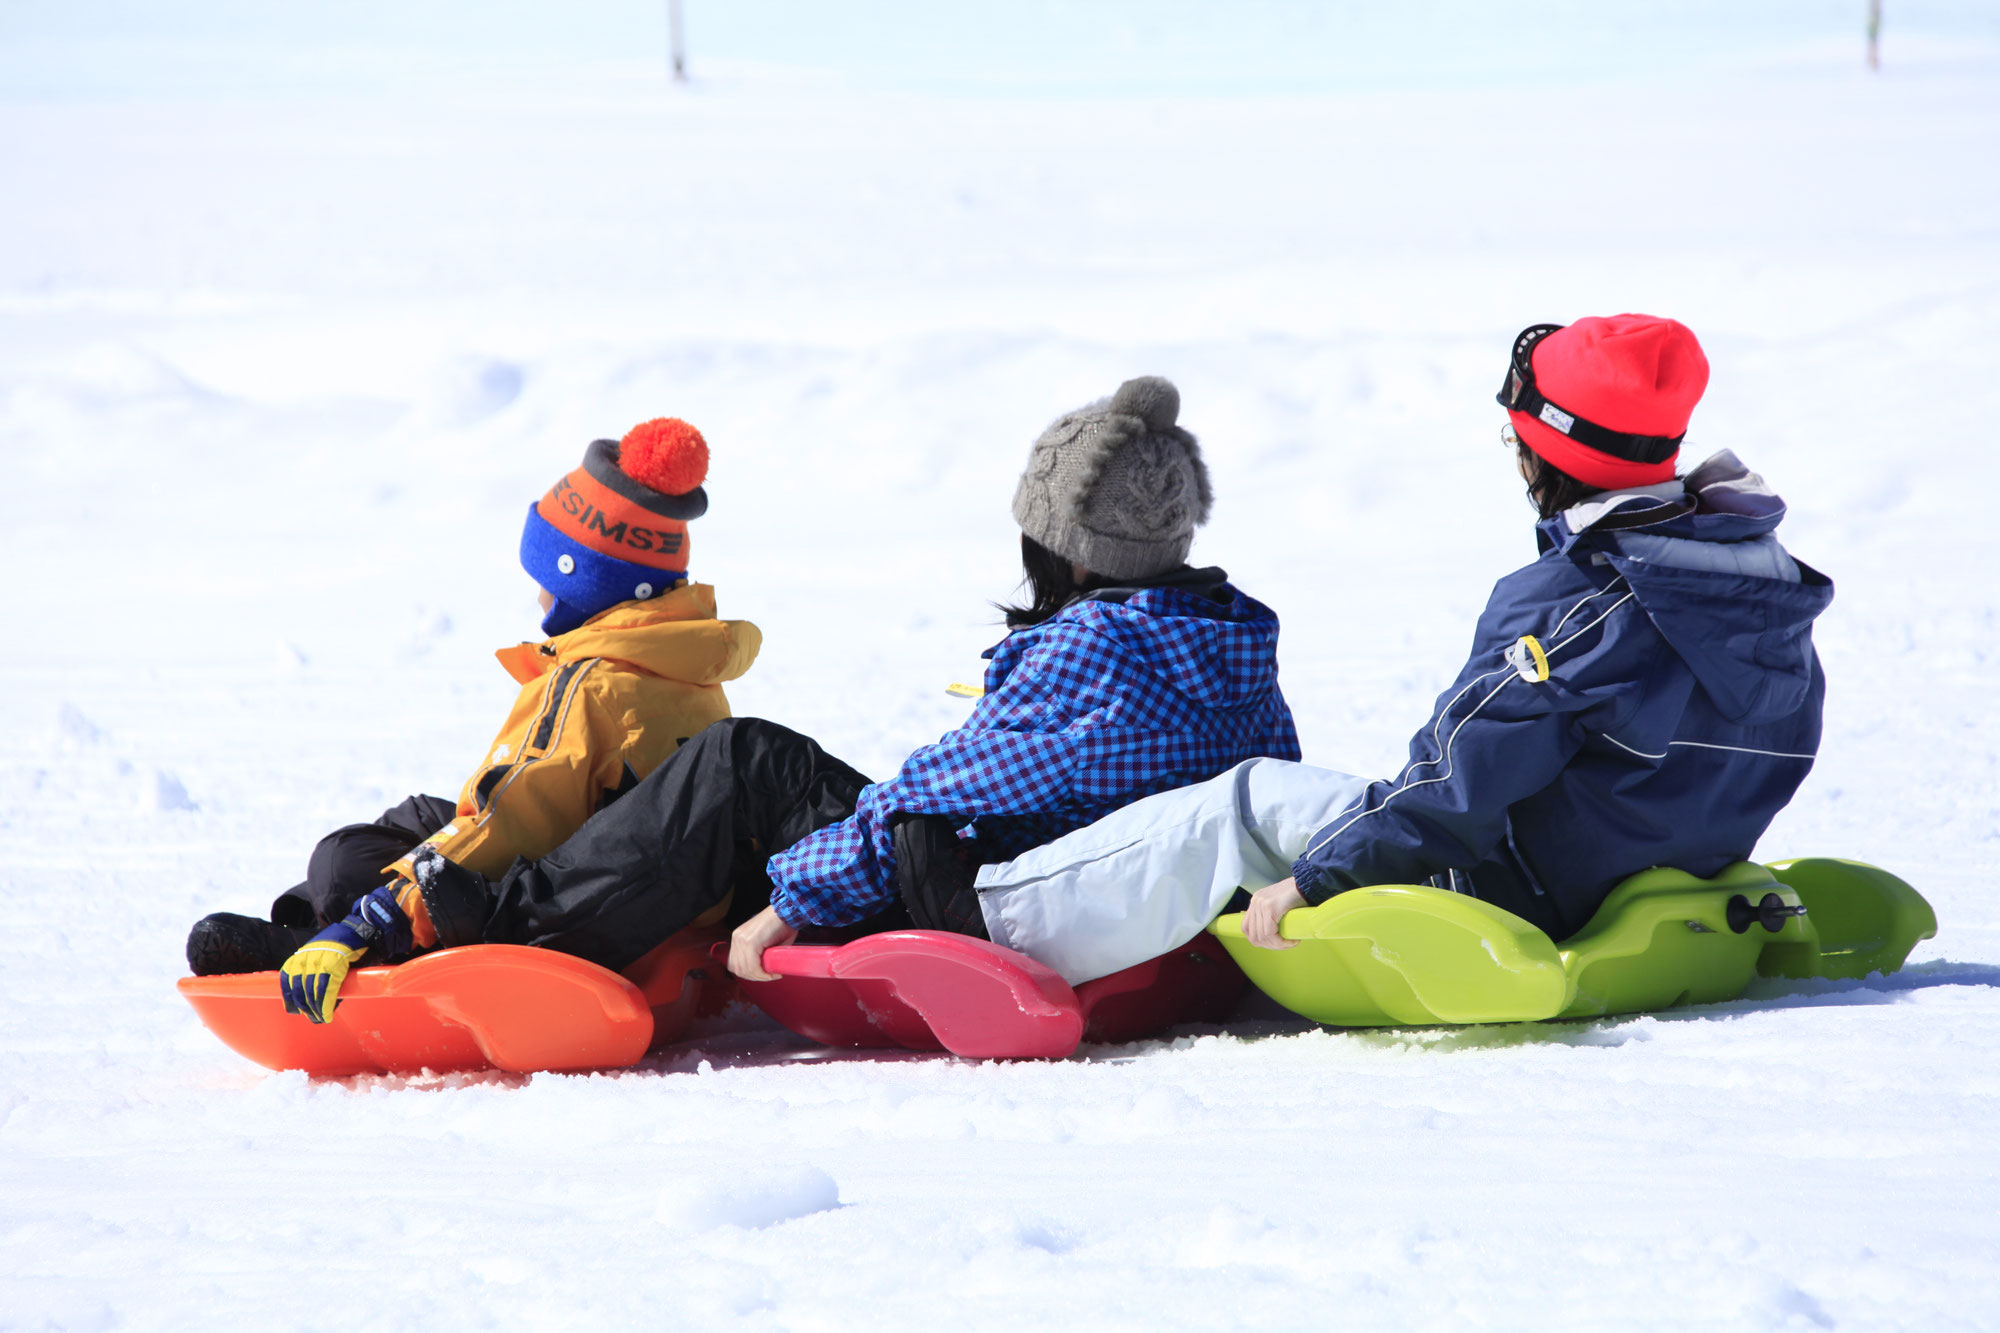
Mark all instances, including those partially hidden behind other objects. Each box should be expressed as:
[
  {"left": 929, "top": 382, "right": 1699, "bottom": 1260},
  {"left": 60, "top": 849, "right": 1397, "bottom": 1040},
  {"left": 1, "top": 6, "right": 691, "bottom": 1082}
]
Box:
[{"left": 656, "top": 1164, "right": 843, "bottom": 1232}]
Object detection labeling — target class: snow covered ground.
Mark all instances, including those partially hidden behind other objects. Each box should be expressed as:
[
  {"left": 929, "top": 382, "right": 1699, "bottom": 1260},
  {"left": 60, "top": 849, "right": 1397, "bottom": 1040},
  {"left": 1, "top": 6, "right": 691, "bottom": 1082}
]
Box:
[{"left": 3, "top": 4, "right": 1998, "bottom": 1328}]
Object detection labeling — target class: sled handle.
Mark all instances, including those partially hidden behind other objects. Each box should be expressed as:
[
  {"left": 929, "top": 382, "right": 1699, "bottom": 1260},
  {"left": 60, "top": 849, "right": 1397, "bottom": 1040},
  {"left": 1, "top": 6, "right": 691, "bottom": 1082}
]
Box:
[{"left": 709, "top": 939, "right": 843, "bottom": 980}]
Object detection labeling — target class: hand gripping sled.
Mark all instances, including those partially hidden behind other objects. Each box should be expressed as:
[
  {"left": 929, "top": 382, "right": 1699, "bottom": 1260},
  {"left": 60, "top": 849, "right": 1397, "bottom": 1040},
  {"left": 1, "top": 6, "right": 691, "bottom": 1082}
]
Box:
[{"left": 1209, "top": 857, "right": 1937, "bottom": 1028}]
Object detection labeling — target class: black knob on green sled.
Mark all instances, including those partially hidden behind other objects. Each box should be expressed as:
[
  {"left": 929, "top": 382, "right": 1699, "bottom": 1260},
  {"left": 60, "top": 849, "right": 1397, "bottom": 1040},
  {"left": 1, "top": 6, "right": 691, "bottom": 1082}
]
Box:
[{"left": 1726, "top": 891, "right": 1808, "bottom": 934}]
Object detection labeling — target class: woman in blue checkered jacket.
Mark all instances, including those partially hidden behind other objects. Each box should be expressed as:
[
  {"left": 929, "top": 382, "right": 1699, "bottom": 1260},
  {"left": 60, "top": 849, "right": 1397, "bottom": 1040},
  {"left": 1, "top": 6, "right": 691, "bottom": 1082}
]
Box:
[{"left": 280, "top": 375, "right": 1303, "bottom": 1023}]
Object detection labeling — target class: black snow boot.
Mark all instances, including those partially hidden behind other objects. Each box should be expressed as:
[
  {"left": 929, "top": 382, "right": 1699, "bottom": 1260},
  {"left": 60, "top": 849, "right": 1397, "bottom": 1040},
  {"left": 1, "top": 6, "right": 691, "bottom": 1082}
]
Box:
[
  {"left": 891, "top": 814, "right": 991, "bottom": 939},
  {"left": 185, "top": 913, "right": 314, "bottom": 976},
  {"left": 408, "top": 844, "right": 492, "bottom": 949}
]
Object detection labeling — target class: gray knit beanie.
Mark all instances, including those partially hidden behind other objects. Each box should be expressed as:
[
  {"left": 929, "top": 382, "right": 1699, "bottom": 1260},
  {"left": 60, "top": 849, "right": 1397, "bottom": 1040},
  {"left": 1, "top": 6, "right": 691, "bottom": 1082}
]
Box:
[{"left": 1011, "top": 376, "right": 1213, "bottom": 581}]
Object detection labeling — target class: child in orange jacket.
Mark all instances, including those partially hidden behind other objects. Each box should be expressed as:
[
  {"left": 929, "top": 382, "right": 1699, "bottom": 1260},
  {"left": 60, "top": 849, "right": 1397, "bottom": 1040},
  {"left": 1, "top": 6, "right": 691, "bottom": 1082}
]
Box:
[{"left": 184, "top": 418, "right": 762, "bottom": 981}]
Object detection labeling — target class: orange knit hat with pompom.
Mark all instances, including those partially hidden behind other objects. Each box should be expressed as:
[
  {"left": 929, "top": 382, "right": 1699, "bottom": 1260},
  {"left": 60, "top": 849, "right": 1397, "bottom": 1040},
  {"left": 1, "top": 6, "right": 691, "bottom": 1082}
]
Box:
[{"left": 520, "top": 418, "right": 715, "bottom": 635}]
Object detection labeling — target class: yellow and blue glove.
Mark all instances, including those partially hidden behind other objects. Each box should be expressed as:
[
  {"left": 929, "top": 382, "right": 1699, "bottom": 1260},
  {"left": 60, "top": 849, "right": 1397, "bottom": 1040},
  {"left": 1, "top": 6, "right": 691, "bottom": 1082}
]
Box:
[{"left": 279, "top": 884, "right": 414, "bottom": 1023}]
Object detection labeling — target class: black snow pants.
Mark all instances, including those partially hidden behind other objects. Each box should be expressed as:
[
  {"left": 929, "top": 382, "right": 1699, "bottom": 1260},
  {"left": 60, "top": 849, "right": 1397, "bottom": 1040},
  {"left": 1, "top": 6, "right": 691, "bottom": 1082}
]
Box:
[
  {"left": 270, "top": 793, "right": 459, "bottom": 930},
  {"left": 475, "top": 717, "right": 896, "bottom": 972}
]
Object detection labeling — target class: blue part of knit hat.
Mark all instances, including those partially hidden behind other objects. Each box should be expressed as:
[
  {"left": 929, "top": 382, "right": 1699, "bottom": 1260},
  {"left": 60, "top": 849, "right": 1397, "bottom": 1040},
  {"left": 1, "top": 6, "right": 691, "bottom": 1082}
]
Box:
[{"left": 520, "top": 504, "right": 683, "bottom": 637}]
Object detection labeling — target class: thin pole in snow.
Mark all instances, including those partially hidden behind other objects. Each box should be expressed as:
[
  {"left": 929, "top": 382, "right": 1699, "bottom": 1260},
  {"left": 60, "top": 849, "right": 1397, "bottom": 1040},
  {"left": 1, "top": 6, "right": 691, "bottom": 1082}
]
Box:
[
  {"left": 1867, "top": 0, "right": 1882, "bottom": 71},
  {"left": 669, "top": 0, "right": 688, "bottom": 82}
]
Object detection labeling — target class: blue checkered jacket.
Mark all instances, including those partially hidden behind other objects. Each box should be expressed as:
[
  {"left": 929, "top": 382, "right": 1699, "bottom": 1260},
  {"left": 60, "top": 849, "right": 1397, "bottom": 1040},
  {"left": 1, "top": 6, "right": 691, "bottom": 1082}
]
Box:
[{"left": 767, "top": 580, "right": 1302, "bottom": 927}]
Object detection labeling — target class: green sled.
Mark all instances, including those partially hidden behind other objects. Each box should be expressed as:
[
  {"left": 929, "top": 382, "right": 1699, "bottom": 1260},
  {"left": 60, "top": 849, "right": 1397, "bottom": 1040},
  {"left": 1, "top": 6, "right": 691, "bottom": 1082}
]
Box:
[{"left": 1208, "top": 857, "right": 1937, "bottom": 1028}]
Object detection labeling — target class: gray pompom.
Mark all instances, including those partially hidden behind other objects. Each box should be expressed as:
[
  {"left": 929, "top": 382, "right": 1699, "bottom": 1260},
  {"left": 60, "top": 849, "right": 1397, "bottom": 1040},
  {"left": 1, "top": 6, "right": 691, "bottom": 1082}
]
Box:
[{"left": 1109, "top": 376, "right": 1180, "bottom": 431}]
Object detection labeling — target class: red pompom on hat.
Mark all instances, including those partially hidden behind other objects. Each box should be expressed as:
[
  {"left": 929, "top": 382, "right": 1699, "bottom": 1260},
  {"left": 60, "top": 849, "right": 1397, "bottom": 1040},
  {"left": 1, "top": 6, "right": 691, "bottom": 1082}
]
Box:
[
  {"left": 620, "top": 417, "right": 710, "bottom": 496},
  {"left": 1504, "top": 314, "right": 1709, "bottom": 491}
]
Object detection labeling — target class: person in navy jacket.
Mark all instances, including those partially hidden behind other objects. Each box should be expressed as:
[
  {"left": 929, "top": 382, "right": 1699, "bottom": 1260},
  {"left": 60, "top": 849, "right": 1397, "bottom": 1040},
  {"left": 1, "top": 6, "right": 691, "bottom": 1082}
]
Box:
[{"left": 970, "top": 315, "right": 1835, "bottom": 984}]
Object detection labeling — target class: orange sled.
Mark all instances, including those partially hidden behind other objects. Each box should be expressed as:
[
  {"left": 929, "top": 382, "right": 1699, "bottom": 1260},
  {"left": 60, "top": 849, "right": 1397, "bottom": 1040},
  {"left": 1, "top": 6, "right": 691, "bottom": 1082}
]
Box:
[{"left": 178, "top": 929, "right": 729, "bottom": 1077}]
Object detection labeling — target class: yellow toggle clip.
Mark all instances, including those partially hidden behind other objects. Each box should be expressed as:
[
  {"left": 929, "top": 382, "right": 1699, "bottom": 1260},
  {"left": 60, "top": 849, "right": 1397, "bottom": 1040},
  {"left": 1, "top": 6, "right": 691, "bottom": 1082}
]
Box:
[
  {"left": 945, "top": 682, "right": 986, "bottom": 699},
  {"left": 1506, "top": 634, "right": 1550, "bottom": 683}
]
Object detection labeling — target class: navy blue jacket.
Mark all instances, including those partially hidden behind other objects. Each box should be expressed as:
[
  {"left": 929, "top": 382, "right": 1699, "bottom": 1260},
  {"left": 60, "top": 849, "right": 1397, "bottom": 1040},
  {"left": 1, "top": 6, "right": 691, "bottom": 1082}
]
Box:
[{"left": 1290, "top": 454, "right": 1832, "bottom": 939}]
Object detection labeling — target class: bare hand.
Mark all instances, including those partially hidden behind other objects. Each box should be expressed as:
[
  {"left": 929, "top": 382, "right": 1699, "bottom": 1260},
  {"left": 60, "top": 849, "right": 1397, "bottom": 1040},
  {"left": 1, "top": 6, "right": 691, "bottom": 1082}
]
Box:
[
  {"left": 727, "top": 906, "right": 798, "bottom": 982},
  {"left": 1244, "top": 878, "right": 1306, "bottom": 950}
]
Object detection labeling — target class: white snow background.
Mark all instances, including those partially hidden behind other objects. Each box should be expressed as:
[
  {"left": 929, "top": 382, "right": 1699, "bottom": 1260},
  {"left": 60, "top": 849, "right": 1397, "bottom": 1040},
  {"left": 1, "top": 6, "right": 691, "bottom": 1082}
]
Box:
[{"left": 3, "top": 3, "right": 1998, "bottom": 1329}]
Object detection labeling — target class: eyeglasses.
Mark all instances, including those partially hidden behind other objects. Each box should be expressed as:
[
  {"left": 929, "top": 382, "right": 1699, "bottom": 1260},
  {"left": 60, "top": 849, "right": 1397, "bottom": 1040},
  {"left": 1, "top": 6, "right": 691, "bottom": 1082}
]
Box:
[{"left": 1495, "top": 323, "right": 1682, "bottom": 465}]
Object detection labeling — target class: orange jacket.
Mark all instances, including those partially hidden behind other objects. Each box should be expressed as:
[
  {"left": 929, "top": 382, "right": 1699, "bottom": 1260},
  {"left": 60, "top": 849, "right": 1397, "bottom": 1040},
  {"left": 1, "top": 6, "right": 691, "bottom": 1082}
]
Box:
[{"left": 389, "top": 583, "right": 760, "bottom": 889}]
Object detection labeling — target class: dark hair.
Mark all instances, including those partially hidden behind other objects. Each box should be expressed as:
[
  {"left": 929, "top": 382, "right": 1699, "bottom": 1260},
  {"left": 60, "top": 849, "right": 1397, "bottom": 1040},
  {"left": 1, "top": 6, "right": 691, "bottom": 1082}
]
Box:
[
  {"left": 997, "top": 534, "right": 1107, "bottom": 628},
  {"left": 1516, "top": 444, "right": 1602, "bottom": 520}
]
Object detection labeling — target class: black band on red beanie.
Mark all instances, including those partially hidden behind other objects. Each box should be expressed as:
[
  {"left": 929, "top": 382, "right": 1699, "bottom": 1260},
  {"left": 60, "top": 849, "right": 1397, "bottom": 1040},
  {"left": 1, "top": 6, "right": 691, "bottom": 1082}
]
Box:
[{"left": 1497, "top": 324, "right": 1684, "bottom": 467}]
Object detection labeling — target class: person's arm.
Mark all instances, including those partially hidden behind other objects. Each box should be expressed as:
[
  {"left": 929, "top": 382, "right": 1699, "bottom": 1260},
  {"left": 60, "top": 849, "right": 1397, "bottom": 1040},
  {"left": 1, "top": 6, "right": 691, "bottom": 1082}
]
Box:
[
  {"left": 1291, "top": 586, "right": 1644, "bottom": 910},
  {"left": 764, "top": 734, "right": 1085, "bottom": 930},
  {"left": 734, "top": 728, "right": 1083, "bottom": 978},
  {"left": 279, "top": 666, "right": 630, "bottom": 1020},
  {"left": 387, "top": 663, "right": 631, "bottom": 894},
  {"left": 1291, "top": 679, "right": 1587, "bottom": 905},
  {"left": 759, "top": 635, "right": 1097, "bottom": 933}
]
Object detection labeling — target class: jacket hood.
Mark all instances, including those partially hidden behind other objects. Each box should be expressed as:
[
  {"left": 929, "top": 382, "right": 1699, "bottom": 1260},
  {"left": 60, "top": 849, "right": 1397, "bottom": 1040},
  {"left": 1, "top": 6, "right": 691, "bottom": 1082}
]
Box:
[
  {"left": 1542, "top": 452, "right": 1833, "bottom": 722},
  {"left": 496, "top": 581, "right": 761, "bottom": 687},
  {"left": 1061, "top": 578, "right": 1285, "bottom": 711},
  {"left": 1541, "top": 449, "right": 1791, "bottom": 554},
  {"left": 1611, "top": 557, "right": 1831, "bottom": 721}
]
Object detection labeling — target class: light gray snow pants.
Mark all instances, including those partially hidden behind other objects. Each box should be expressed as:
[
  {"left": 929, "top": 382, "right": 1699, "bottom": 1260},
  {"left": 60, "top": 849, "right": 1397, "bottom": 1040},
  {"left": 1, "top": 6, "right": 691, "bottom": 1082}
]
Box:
[{"left": 973, "top": 758, "right": 1369, "bottom": 985}]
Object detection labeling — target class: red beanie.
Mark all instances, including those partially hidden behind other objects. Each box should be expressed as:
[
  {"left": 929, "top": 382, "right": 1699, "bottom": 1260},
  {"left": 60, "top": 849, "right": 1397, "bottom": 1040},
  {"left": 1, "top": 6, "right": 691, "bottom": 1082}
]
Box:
[{"left": 1503, "top": 314, "right": 1709, "bottom": 491}]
